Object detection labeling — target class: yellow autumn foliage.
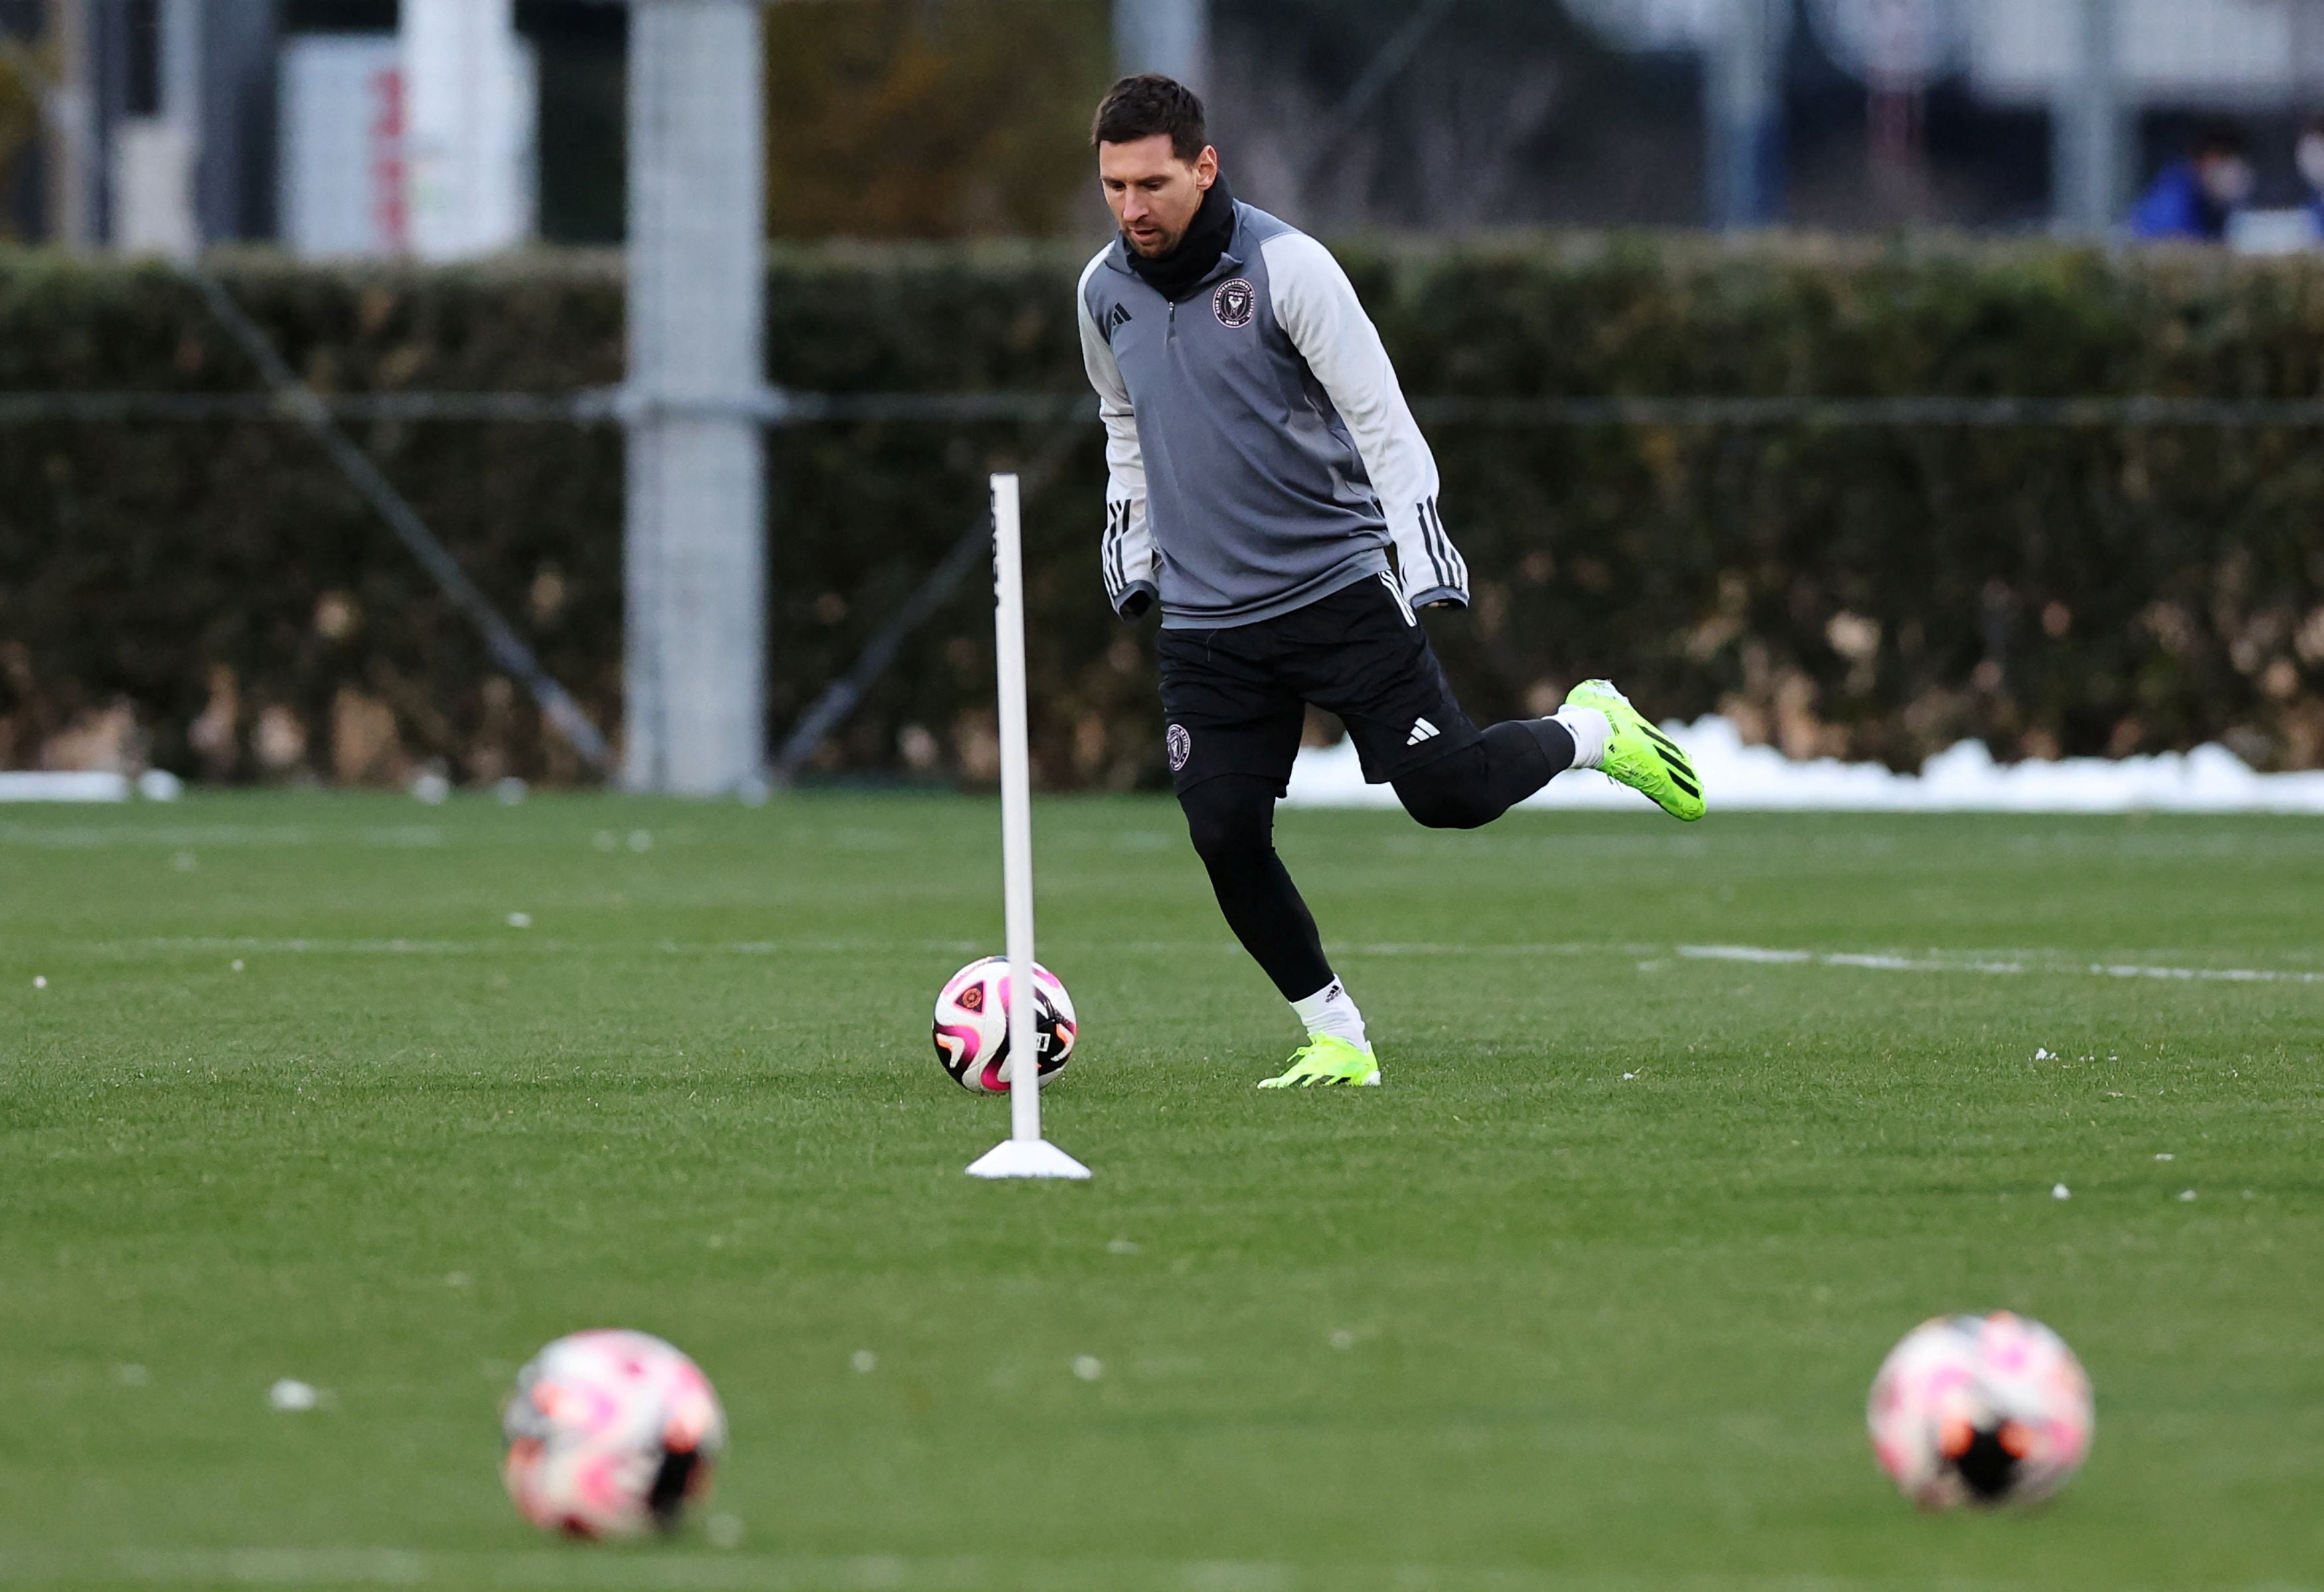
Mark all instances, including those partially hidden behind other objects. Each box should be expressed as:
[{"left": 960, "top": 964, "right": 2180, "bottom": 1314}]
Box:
[{"left": 765, "top": 0, "right": 1113, "bottom": 239}]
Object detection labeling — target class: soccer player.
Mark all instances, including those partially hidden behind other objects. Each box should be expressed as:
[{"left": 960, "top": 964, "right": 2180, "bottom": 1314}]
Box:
[{"left": 1076, "top": 75, "right": 1703, "bottom": 1089}]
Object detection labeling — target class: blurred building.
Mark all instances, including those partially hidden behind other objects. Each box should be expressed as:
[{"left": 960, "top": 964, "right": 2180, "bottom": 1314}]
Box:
[
  {"left": 0, "top": 0, "right": 276, "bottom": 248},
  {"left": 0, "top": 0, "right": 621, "bottom": 252},
  {"left": 1218, "top": 0, "right": 2324, "bottom": 234},
  {"left": 9, "top": 0, "right": 2324, "bottom": 249},
  {"left": 278, "top": 0, "right": 537, "bottom": 257},
  {"left": 1568, "top": 0, "right": 2324, "bottom": 228}
]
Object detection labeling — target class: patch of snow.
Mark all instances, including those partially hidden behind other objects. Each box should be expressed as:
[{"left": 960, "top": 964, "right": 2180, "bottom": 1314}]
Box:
[
  {"left": 0, "top": 772, "right": 130, "bottom": 803},
  {"left": 268, "top": 1379, "right": 319, "bottom": 1411},
  {"left": 1285, "top": 715, "right": 2324, "bottom": 813}
]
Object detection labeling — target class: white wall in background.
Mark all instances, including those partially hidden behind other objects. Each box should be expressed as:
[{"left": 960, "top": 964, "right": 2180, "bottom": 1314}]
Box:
[
  {"left": 1566, "top": 0, "right": 1725, "bottom": 51},
  {"left": 278, "top": 33, "right": 407, "bottom": 258},
  {"left": 113, "top": 121, "right": 199, "bottom": 257},
  {"left": 1574, "top": 0, "right": 2324, "bottom": 109},
  {"left": 402, "top": 0, "right": 537, "bottom": 260},
  {"left": 1967, "top": 0, "right": 2324, "bottom": 107}
]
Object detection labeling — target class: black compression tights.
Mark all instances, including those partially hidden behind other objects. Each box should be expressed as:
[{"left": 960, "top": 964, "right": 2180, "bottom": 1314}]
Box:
[{"left": 1177, "top": 719, "right": 1575, "bottom": 1000}]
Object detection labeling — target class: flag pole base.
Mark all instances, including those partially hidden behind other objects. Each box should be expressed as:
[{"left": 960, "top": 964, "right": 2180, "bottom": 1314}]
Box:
[{"left": 965, "top": 1138, "right": 1092, "bottom": 1180}]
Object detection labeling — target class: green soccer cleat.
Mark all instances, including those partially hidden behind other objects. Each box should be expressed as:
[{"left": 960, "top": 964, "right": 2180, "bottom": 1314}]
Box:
[
  {"left": 1257, "top": 1035, "right": 1381, "bottom": 1089},
  {"left": 1565, "top": 679, "right": 1706, "bottom": 822}
]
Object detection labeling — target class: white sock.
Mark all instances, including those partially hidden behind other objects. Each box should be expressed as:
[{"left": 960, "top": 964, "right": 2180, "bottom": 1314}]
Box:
[
  {"left": 1290, "top": 978, "right": 1368, "bottom": 1050},
  {"left": 1552, "top": 705, "right": 1610, "bottom": 771}
]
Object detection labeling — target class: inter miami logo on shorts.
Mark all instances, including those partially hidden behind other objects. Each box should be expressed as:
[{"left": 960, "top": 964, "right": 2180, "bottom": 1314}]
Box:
[
  {"left": 1212, "top": 278, "right": 1256, "bottom": 329},
  {"left": 1166, "top": 723, "right": 1193, "bottom": 772}
]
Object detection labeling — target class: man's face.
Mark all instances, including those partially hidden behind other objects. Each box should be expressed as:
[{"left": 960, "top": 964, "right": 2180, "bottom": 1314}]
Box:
[
  {"left": 2300, "top": 132, "right": 2324, "bottom": 193},
  {"left": 1098, "top": 135, "right": 1218, "bottom": 257},
  {"left": 2197, "top": 150, "right": 2254, "bottom": 208}
]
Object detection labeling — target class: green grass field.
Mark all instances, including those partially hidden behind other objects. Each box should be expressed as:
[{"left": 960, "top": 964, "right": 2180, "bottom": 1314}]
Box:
[{"left": 3, "top": 794, "right": 2321, "bottom": 1591}]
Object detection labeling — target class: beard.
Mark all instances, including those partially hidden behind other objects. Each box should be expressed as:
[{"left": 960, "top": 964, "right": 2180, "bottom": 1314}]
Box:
[{"left": 1125, "top": 222, "right": 1185, "bottom": 257}]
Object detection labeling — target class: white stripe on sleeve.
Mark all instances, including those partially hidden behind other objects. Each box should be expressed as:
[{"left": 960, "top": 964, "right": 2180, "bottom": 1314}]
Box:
[
  {"left": 1262, "top": 230, "right": 1467, "bottom": 606},
  {"left": 1077, "top": 252, "right": 1157, "bottom": 611}
]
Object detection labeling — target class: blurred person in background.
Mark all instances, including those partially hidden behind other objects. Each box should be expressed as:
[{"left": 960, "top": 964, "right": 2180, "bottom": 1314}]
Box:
[
  {"left": 2130, "top": 125, "right": 2254, "bottom": 242},
  {"left": 2297, "top": 116, "right": 2324, "bottom": 240}
]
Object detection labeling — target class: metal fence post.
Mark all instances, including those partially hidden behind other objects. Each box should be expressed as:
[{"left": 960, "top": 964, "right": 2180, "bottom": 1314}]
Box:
[
  {"left": 1708, "top": 0, "right": 1785, "bottom": 230},
  {"left": 624, "top": 0, "right": 768, "bottom": 796},
  {"left": 43, "top": 0, "right": 96, "bottom": 248},
  {"left": 2054, "top": 0, "right": 2121, "bottom": 238},
  {"left": 1113, "top": 0, "right": 1208, "bottom": 89}
]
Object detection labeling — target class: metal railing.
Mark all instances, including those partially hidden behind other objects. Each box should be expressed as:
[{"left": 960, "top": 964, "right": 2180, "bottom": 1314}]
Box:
[{"left": 17, "top": 389, "right": 2324, "bottom": 430}]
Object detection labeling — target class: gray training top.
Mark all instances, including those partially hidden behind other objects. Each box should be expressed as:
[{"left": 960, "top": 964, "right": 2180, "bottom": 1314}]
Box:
[{"left": 1077, "top": 201, "right": 1469, "bottom": 630}]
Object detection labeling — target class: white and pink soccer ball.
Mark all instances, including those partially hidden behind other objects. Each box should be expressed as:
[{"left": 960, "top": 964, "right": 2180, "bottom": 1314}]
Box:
[
  {"left": 930, "top": 955, "right": 1078, "bottom": 1093},
  {"left": 1868, "top": 1311, "right": 2093, "bottom": 1508},
  {"left": 501, "top": 1330, "right": 726, "bottom": 1538}
]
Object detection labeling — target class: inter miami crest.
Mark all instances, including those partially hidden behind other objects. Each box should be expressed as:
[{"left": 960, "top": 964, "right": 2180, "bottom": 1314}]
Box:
[
  {"left": 1166, "top": 723, "right": 1193, "bottom": 772},
  {"left": 1212, "top": 278, "right": 1256, "bottom": 328}
]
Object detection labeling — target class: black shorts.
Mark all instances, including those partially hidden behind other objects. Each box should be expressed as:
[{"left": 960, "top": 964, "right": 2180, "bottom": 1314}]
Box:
[{"left": 1156, "top": 571, "right": 1481, "bottom": 796}]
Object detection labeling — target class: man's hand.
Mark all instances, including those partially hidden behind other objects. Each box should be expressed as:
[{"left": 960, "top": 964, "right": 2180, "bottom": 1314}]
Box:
[{"left": 1120, "top": 589, "right": 1154, "bottom": 620}]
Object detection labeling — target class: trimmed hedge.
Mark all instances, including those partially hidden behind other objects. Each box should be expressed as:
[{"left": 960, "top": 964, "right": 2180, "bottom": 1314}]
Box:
[{"left": 3, "top": 237, "right": 2322, "bottom": 788}]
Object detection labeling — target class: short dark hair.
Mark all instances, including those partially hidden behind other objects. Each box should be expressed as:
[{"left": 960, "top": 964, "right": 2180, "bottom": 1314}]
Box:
[
  {"left": 2191, "top": 122, "right": 2250, "bottom": 161},
  {"left": 1092, "top": 74, "right": 1207, "bottom": 161}
]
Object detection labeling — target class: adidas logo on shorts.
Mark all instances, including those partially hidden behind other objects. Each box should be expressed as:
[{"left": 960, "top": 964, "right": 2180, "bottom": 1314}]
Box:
[{"left": 1405, "top": 717, "right": 1440, "bottom": 747}]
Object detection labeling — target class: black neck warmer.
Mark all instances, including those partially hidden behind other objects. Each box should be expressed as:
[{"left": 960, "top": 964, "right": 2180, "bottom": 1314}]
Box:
[{"left": 1123, "top": 173, "right": 1237, "bottom": 302}]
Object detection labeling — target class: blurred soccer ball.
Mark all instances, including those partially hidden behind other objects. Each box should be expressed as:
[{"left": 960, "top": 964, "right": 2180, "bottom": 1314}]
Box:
[
  {"left": 501, "top": 1329, "right": 726, "bottom": 1538},
  {"left": 1867, "top": 1311, "right": 2093, "bottom": 1508},
  {"left": 931, "top": 955, "right": 1077, "bottom": 1093}
]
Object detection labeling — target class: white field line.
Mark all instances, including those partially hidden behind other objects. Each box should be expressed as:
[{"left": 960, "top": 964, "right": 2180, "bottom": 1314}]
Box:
[
  {"left": 1678, "top": 944, "right": 2324, "bottom": 985},
  {"left": 76, "top": 936, "right": 2324, "bottom": 988},
  {"left": 88, "top": 937, "right": 993, "bottom": 959},
  {"left": 0, "top": 824, "right": 446, "bottom": 848},
  {"left": 0, "top": 1548, "right": 2276, "bottom": 1592},
  {"left": 122, "top": 937, "right": 483, "bottom": 956}
]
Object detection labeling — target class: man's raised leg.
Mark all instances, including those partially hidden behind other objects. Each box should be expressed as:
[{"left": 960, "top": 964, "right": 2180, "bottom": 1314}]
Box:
[{"left": 1391, "top": 687, "right": 1702, "bottom": 829}]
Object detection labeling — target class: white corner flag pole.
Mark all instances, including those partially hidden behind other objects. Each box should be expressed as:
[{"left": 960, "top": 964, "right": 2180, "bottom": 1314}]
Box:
[{"left": 966, "top": 474, "right": 1091, "bottom": 1181}]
